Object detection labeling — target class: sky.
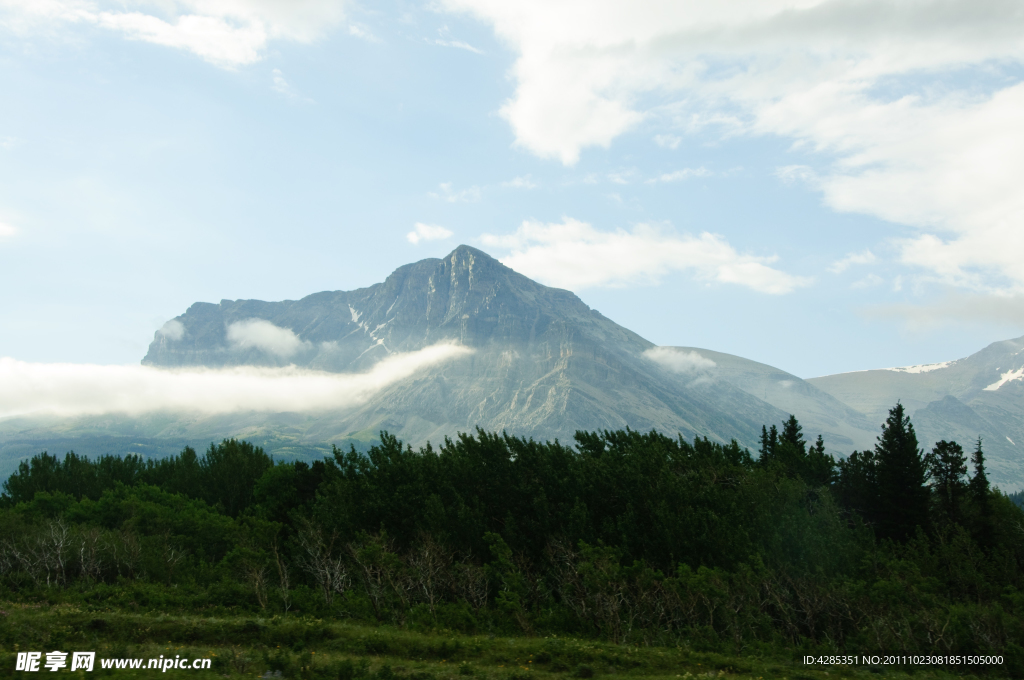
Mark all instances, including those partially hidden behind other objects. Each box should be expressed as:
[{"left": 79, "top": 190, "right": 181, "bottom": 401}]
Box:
[{"left": 1, "top": 0, "right": 1024, "bottom": 381}]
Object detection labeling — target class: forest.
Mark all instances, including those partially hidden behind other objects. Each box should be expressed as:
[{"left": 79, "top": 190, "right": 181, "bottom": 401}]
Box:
[{"left": 1, "top": 403, "right": 1022, "bottom": 678}]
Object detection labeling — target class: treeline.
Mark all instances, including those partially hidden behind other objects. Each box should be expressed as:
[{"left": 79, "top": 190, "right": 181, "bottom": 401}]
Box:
[{"left": 1, "top": 405, "right": 1022, "bottom": 671}]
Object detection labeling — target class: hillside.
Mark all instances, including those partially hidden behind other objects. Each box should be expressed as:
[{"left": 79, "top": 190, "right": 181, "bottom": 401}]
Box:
[{"left": 667, "top": 347, "right": 880, "bottom": 452}]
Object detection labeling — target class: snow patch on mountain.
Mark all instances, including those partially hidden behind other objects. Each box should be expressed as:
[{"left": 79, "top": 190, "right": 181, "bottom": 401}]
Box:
[
  {"left": 882, "top": 361, "right": 952, "bottom": 374},
  {"left": 984, "top": 367, "right": 1024, "bottom": 391}
]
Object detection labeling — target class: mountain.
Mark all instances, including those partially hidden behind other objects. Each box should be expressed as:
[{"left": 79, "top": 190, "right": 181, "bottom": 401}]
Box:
[
  {"left": 140, "top": 245, "right": 789, "bottom": 448},
  {"left": 1, "top": 245, "right": 1021, "bottom": 491},
  {"left": 809, "top": 336, "right": 1024, "bottom": 490}
]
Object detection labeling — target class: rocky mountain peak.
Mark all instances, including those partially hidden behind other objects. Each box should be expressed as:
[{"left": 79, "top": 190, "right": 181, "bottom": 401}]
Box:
[
  {"left": 139, "top": 246, "right": 786, "bottom": 450},
  {"left": 142, "top": 246, "right": 637, "bottom": 371}
]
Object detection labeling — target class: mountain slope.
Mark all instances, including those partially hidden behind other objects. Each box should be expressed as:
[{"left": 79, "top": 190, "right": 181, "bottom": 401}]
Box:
[{"left": 665, "top": 347, "right": 880, "bottom": 451}]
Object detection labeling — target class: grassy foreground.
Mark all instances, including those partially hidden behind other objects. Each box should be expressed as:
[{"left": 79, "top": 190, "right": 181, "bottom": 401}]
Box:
[{"left": 1, "top": 603, "right": 1004, "bottom": 680}]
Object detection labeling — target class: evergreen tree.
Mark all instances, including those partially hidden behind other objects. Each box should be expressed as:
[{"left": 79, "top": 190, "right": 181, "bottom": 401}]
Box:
[
  {"left": 969, "top": 437, "right": 990, "bottom": 502},
  {"left": 1, "top": 451, "right": 61, "bottom": 505},
  {"left": 758, "top": 416, "right": 833, "bottom": 484},
  {"left": 874, "top": 402, "right": 930, "bottom": 541},
  {"left": 834, "top": 449, "right": 877, "bottom": 523},
  {"left": 927, "top": 440, "right": 967, "bottom": 525},
  {"left": 758, "top": 424, "right": 779, "bottom": 466},
  {"left": 804, "top": 434, "right": 835, "bottom": 487},
  {"left": 199, "top": 439, "right": 273, "bottom": 517},
  {"left": 774, "top": 415, "right": 807, "bottom": 478},
  {"left": 968, "top": 437, "right": 993, "bottom": 547},
  {"left": 780, "top": 415, "right": 806, "bottom": 454}
]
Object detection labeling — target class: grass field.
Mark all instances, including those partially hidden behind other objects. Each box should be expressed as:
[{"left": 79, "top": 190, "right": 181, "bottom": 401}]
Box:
[{"left": 1, "top": 602, "right": 1002, "bottom": 680}]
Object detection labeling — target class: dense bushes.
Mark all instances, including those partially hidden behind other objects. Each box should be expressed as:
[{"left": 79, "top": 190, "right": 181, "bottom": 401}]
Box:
[{"left": 1, "top": 412, "right": 1023, "bottom": 670}]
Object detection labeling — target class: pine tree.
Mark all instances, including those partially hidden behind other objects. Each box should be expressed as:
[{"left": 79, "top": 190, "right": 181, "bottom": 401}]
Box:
[
  {"left": 774, "top": 415, "right": 806, "bottom": 477},
  {"left": 968, "top": 437, "right": 993, "bottom": 547},
  {"left": 927, "top": 440, "right": 967, "bottom": 525},
  {"left": 805, "top": 434, "right": 835, "bottom": 487},
  {"left": 835, "top": 449, "right": 877, "bottom": 523},
  {"left": 969, "top": 437, "right": 990, "bottom": 502},
  {"left": 780, "top": 415, "right": 806, "bottom": 455},
  {"left": 758, "top": 424, "right": 779, "bottom": 467},
  {"left": 874, "top": 402, "right": 930, "bottom": 541}
]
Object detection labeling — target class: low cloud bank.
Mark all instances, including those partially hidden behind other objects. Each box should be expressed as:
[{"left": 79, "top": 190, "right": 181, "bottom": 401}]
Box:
[
  {"left": 643, "top": 347, "right": 716, "bottom": 374},
  {"left": 226, "top": 318, "right": 312, "bottom": 358},
  {"left": 0, "top": 343, "right": 472, "bottom": 419}
]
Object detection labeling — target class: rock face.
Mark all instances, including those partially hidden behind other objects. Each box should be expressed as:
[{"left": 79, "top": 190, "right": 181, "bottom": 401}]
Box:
[
  {"left": 143, "top": 245, "right": 789, "bottom": 447},
  {"left": 809, "top": 336, "right": 1024, "bottom": 491}
]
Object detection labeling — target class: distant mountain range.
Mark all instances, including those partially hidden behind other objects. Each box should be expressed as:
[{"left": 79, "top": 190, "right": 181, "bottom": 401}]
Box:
[
  {"left": 1, "top": 245, "right": 1021, "bottom": 490},
  {"left": 807, "top": 338, "right": 1024, "bottom": 490}
]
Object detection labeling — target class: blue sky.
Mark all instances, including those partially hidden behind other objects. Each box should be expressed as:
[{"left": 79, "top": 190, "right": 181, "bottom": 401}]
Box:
[{"left": 2, "top": 0, "right": 1024, "bottom": 380}]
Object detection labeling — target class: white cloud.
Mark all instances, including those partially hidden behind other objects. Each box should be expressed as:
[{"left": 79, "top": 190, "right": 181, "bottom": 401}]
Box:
[
  {"left": 271, "top": 68, "right": 298, "bottom": 98},
  {"left": 851, "top": 273, "right": 883, "bottom": 289},
  {"left": 429, "top": 24, "right": 483, "bottom": 53},
  {"left": 647, "top": 167, "right": 711, "bottom": 183},
  {"left": 157, "top": 319, "right": 185, "bottom": 341},
  {"left": 96, "top": 10, "right": 266, "bottom": 67},
  {"left": 226, "top": 318, "right": 311, "bottom": 358},
  {"left": 643, "top": 347, "right": 716, "bottom": 374},
  {"left": 431, "top": 38, "right": 482, "bottom": 53},
  {"left": 270, "top": 68, "right": 313, "bottom": 102},
  {"left": 440, "top": 0, "right": 1024, "bottom": 292},
  {"left": 407, "top": 222, "right": 454, "bottom": 244},
  {"left": 829, "top": 249, "right": 876, "bottom": 274},
  {"left": 480, "top": 218, "right": 810, "bottom": 294},
  {"left": 348, "top": 22, "right": 380, "bottom": 42},
  {"left": 0, "top": 0, "right": 348, "bottom": 67},
  {"left": 0, "top": 222, "right": 15, "bottom": 239},
  {"left": 653, "top": 134, "right": 681, "bottom": 150},
  {"left": 776, "top": 165, "right": 817, "bottom": 185},
  {"left": 0, "top": 343, "right": 472, "bottom": 418},
  {"left": 0, "top": 0, "right": 94, "bottom": 31},
  {"left": 429, "top": 182, "right": 481, "bottom": 203},
  {"left": 502, "top": 175, "right": 537, "bottom": 189},
  {"left": 606, "top": 168, "right": 637, "bottom": 185}
]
